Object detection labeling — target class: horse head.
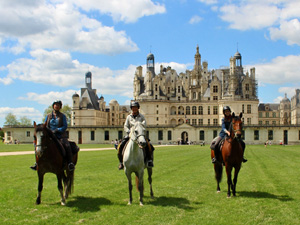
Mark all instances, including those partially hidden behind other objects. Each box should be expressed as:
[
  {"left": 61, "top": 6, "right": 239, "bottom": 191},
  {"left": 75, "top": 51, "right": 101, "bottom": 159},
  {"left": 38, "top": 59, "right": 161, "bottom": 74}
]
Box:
[
  {"left": 34, "top": 121, "right": 55, "bottom": 157},
  {"left": 231, "top": 112, "right": 243, "bottom": 140},
  {"left": 130, "top": 122, "right": 147, "bottom": 148}
]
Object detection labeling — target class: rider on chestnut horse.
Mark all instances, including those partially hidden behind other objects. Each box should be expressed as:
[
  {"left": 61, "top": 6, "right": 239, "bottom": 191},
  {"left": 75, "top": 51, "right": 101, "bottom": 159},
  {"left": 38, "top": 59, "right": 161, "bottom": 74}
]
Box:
[{"left": 210, "top": 106, "right": 247, "bottom": 164}]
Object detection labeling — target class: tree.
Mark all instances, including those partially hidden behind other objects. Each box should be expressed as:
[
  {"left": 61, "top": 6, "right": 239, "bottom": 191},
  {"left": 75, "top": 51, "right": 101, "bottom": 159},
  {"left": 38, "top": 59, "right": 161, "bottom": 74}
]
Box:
[
  {"left": 19, "top": 116, "right": 32, "bottom": 126},
  {"left": 43, "top": 104, "right": 72, "bottom": 125},
  {"left": 4, "top": 113, "right": 19, "bottom": 126}
]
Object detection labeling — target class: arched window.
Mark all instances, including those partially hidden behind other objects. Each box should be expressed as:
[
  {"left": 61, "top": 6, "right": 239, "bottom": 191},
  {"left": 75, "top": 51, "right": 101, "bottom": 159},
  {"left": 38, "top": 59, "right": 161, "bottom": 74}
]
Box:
[
  {"left": 198, "top": 106, "right": 203, "bottom": 115},
  {"left": 192, "top": 106, "right": 197, "bottom": 115}
]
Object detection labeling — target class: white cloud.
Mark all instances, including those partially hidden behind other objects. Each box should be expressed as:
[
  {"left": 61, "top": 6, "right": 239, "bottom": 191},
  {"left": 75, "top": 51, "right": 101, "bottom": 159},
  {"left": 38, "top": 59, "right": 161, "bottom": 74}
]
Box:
[
  {"left": 68, "top": 0, "right": 166, "bottom": 23},
  {"left": 0, "top": 107, "right": 42, "bottom": 122},
  {"left": 1, "top": 49, "right": 190, "bottom": 99},
  {"left": 253, "top": 55, "right": 300, "bottom": 85},
  {"left": 0, "top": 1, "right": 139, "bottom": 54},
  {"left": 219, "top": 3, "right": 279, "bottom": 30},
  {"left": 269, "top": 19, "right": 300, "bottom": 45},
  {"left": 189, "top": 15, "right": 203, "bottom": 24},
  {"left": 19, "top": 90, "right": 79, "bottom": 106}
]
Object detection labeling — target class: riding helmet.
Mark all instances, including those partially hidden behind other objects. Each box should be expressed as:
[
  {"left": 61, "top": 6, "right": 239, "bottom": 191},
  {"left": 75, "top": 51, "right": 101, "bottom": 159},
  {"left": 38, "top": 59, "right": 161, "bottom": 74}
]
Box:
[
  {"left": 223, "top": 106, "right": 231, "bottom": 114},
  {"left": 130, "top": 101, "right": 140, "bottom": 109},
  {"left": 52, "top": 100, "right": 62, "bottom": 108}
]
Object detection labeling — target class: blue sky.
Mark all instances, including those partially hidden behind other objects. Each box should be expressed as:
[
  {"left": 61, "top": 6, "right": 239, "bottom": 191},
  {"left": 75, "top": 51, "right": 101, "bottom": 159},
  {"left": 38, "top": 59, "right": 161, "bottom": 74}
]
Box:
[{"left": 1, "top": 0, "right": 300, "bottom": 127}]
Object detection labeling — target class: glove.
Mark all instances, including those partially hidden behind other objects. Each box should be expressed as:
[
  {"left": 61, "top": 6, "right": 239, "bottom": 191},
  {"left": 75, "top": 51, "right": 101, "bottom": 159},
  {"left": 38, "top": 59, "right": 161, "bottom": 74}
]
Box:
[{"left": 53, "top": 129, "right": 59, "bottom": 134}]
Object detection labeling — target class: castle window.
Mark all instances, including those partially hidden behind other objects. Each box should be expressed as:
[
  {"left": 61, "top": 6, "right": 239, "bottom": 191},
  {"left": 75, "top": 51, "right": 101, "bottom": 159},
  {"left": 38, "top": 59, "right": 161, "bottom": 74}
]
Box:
[
  {"left": 213, "top": 106, "right": 218, "bottom": 115},
  {"left": 198, "top": 106, "right": 203, "bottom": 115},
  {"left": 199, "top": 130, "right": 205, "bottom": 140},
  {"left": 246, "top": 84, "right": 249, "bottom": 91},
  {"left": 245, "top": 94, "right": 249, "bottom": 99},
  {"left": 247, "top": 105, "right": 251, "bottom": 113},
  {"left": 208, "top": 106, "right": 210, "bottom": 115},
  {"left": 192, "top": 119, "right": 197, "bottom": 125},
  {"left": 198, "top": 119, "right": 203, "bottom": 125},
  {"left": 186, "top": 106, "right": 190, "bottom": 115},
  {"left": 104, "top": 131, "right": 109, "bottom": 141},
  {"left": 26, "top": 131, "right": 30, "bottom": 137},
  {"left": 266, "top": 112, "right": 269, "bottom": 118},
  {"left": 272, "top": 112, "right": 276, "bottom": 118},
  {"left": 213, "top": 119, "right": 218, "bottom": 125},
  {"left": 268, "top": 130, "right": 273, "bottom": 140},
  {"left": 192, "top": 106, "right": 196, "bottom": 115},
  {"left": 155, "top": 84, "right": 158, "bottom": 91},
  {"left": 155, "top": 95, "right": 158, "bottom": 99},
  {"left": 193, "top": 92, "right": 196, "bottom": 99},
  {"left": 254, "top": 130, "right": 259, "bottom": 140},
  {"left": 168, "top": 131, "right": 172, "bottom": 140},
  {"left": 213, "top": 96, "right": 218, "bottom": 101},
  {"left": 178, "top": 86, "right": 181, "bottom": 93},
  {"left": 158, "top": 130, "right": 163, "bottom": 141},
  {"left": 168, "top": 87, "right": 170, "bottom": 94},
  {"left": 91, "top": 131, "right": 95, "bottom": 141},
  {"left": 213, "top": 85, "right": 218, "bottom": 93},
  {"left": 247, "top": 118, "right": 251, "bottom": 125}
]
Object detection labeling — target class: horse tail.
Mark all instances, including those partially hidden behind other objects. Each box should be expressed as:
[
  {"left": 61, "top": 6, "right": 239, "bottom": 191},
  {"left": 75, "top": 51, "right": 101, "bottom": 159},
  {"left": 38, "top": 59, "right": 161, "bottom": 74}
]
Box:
[
  {"left": 66, "top": 170, "right": 75, "bottom": 196},
  {"left": 135, "top": 176, "right": 139, "bottom": 192},
  {"left": 135, "top": 176, "right": 144, "bottom": 192}
]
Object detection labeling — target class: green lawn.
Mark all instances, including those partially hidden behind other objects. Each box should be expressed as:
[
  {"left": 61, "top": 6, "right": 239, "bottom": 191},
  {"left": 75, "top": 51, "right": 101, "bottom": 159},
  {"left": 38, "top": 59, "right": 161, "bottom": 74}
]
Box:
[
  {"left": 0, "top": 142, "right": 113, "bottom": 152},
  {"left": 1, "top": 145, "right": 300, "bottom": 224}
]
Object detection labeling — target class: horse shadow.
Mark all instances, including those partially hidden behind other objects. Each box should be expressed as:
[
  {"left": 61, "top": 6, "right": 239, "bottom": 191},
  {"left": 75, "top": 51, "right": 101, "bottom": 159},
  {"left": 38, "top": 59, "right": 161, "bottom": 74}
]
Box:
[
  {"left": 238, "top": 191, "right": 293, "bottom": 202},
  {"left": 146, "top": 196, "right": 200, "bottom": 210},
  {"left": 66, "top": 196, "right": 112, "bottom": 212}
]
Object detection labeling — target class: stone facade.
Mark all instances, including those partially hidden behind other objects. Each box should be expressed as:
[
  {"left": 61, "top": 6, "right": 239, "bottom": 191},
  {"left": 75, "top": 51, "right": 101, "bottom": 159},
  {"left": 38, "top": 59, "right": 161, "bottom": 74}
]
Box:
[{"left": 3, "top": 46, "right": 300, "bottom": 145}]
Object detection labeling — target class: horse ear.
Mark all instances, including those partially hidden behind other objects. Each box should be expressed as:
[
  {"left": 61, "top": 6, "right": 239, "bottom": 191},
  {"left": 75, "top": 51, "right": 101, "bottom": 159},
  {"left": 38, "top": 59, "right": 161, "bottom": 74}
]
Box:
[
  {"left": 232, "top": 112, "right": 235, "bottom": 117},
  {"left": 239, "top": 112, "right": 243, "bottom": 118},
  {"left": 33, "top": 121, "right": 36, "bottom": 128}
]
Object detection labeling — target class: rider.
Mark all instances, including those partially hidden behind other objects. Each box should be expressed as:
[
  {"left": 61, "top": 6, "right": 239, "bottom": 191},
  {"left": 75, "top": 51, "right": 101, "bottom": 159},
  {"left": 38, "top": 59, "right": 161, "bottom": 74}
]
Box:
[
  {"left": 117, "top": 101, "right": 154, "bottom": 170},
  {"left": 210, "top": 106, "right": 247, "bottom": 164},
  {"left": 30, "top": 100, "right": 75, "bottom": 171}
]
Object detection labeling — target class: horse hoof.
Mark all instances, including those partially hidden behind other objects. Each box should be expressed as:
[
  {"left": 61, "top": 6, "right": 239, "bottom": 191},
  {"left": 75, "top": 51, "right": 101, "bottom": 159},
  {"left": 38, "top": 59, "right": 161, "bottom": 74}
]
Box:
[
  {"left": 217, "top": 191, "right": 221, "bottom": 193},
  {"left": 61, "top": 201, "right": 66, "bottom": 206},
  {"left": 128, "top": 202, "right": 132, "bottom": 205},
  {"left": 140, "top": 202, "right": 144, "bottom": 206}
]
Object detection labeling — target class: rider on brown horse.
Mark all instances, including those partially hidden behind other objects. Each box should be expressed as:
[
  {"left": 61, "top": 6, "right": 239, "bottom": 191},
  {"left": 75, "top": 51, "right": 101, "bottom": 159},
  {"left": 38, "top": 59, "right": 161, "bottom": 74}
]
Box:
[
  {"left": 30, "top": 100, "right": 75, "bottom": 171},
  {"left": 210, "top": 106, "right": 247, "bottom": 164},
  {"left": 117, "top": 101, "right": 154, "bottom": 170}
]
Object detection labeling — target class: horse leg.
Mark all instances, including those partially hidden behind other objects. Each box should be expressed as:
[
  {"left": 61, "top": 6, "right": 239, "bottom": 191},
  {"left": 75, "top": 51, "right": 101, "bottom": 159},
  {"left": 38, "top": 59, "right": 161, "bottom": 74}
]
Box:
[
  {"left": 36, "top": 172, "right": 44, "bottom": 205},
  {"left": 147, "top": 168, "right": 154, "bottom": 198},
  {"left": 126, "top": 171, "right": 133, "bottom": 205},
  {"left": 137, "top": 171, "right": 144, "bottom": 206},
  {"left": 225, "top": 165, "right": 233, "bottom": 198},
  {"left": 232, "top": 166, "right": 241, "bottom": 197},
  {"left": 56, "top": 173, "right": 65, "bottom": 205}
]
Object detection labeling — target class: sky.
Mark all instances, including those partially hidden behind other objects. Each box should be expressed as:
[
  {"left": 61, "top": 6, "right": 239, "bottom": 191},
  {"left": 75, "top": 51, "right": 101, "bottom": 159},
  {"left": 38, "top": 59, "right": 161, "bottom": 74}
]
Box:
[{"left": 1, "top": 0, "right": 300, "bottom": 127}]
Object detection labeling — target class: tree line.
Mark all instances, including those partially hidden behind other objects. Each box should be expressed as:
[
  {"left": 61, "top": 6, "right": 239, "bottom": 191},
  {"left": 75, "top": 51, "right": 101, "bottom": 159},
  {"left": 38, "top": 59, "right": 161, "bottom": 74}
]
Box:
[{"left": 3, "top": 105, "right": 71, "bottom": 126}]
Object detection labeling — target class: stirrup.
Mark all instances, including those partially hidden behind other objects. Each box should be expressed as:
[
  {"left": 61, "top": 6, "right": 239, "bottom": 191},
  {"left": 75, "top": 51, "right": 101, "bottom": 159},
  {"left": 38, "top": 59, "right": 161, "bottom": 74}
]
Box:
[
  {"left": 68, "top": 163, "right": 75, "bottom": 171},
  {"left": 211, "top": 157, "right": 217, "bottom": 164},
  {"left": 147, "top": 160, "right": 154, "bottom": 167},
  {"left": 30, "top": 163, "right": 37, "bottom": 171}
]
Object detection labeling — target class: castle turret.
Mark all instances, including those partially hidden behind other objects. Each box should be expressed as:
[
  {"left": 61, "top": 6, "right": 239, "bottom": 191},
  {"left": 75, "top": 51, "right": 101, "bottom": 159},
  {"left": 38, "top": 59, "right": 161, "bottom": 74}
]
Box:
[{"left": 85, "top": 71, "right": 92, "bottom": 90}]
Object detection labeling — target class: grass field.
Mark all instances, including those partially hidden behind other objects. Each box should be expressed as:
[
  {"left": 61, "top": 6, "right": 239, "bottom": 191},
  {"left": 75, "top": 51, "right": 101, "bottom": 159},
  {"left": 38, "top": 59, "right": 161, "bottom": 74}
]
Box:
[{"left": 1, "top": 144, "right": 300, "bottom": 224}]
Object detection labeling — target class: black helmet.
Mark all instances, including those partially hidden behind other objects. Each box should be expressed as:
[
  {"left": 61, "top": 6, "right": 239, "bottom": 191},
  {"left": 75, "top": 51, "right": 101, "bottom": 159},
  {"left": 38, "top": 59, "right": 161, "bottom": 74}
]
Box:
[
  {"left": 52, "top": 100, "right": 62, "bottom": 108},
  {"left": 223, "top": 106, "right": 231, "bottom": 114},
  {"left": 130, "top": 101, "right": 140, "bottom": 109}
]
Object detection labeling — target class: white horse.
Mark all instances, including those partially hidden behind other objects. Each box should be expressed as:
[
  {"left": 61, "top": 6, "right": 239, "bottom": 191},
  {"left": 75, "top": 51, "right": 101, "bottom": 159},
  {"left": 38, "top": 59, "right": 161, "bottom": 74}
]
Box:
[{"left": 123, "top": 121, "right": 154, "bottom": 206}]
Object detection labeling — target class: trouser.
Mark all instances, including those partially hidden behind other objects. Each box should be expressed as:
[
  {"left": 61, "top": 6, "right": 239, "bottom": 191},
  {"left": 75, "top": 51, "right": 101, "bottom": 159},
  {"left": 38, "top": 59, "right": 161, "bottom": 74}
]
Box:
[{"left": 60, "top": 138, "right": 73, "bottom": 164}]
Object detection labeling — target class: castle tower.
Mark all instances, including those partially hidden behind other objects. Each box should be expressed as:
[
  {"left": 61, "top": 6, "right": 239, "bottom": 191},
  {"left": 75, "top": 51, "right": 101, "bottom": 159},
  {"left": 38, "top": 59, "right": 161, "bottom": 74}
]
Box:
[
  {"left": 85, "top": 71, "right": 92, "bottom": 90},
  {"left": 147, "top": 52, "right": 155, "bottom": 78}
]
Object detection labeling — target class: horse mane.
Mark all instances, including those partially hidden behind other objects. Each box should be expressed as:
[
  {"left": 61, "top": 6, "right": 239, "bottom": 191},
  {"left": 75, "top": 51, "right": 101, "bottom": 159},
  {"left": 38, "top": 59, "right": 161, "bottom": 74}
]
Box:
[{"left": 36, "top": 124, "right": 65, "bottom": 153}]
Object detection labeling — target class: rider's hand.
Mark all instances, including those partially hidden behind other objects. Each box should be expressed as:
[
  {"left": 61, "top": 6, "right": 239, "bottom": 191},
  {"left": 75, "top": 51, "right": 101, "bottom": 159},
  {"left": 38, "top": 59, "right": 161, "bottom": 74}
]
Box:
[{"left": 53, "top": 129, "right": 59, "bottom": 134}]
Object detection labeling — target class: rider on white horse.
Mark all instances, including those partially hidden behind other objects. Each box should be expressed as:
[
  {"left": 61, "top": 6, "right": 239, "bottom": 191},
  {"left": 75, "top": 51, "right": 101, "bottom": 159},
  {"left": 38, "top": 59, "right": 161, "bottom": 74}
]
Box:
[{"left": 117, "top": 101, "right": 154, "bottom": 170}]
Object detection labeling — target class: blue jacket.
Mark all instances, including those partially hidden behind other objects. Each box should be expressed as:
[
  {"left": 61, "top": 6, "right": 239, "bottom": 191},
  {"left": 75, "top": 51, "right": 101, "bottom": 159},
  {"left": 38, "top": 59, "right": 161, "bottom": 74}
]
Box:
[
  {"left": 45, "top": 111, "right": 68, "bottom": 139},
  {"left": 219, "top": 116, "right": 232, "bottom": 138}
]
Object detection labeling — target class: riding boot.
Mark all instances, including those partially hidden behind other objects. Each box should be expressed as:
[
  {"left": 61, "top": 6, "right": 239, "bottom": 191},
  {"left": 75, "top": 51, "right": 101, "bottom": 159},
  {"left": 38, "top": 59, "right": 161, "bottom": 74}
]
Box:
[
  {"left": 117, "top": 137, "right": 128, "bottom": 170},
  {"left": 30, "top": 163, "right": 37, "bottom": 170},
  {"left": 63, "top": 140, "right": 75, "bottom": 171},
  {"left": 240, "top": 140, "right": 247, "bottom": 163},
  {"left": 212, "top": 148, "right": 219, "bottom": 164}
]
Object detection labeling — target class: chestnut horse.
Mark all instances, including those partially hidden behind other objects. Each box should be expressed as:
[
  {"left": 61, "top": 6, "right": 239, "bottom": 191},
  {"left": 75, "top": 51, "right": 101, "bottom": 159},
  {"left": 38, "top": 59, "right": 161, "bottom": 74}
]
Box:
[
  {"left": 211, "top": 112, "right": 244, "bottom": 197},
  {"left": 33, "top": 122, "right": 79, "bottom": 205},
  {"left": 123, "top": 121, "right": 154, "bottom": 206}
]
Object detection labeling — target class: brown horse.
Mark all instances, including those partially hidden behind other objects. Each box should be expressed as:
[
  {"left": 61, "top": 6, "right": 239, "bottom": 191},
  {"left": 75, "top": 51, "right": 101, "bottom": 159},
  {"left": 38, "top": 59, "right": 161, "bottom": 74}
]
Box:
[
  {"left": 211, "top": 112, "right": 244, "bottom": 197},
  {"left": 33, "top": 122, "right": 79, "bottom": 205}
]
